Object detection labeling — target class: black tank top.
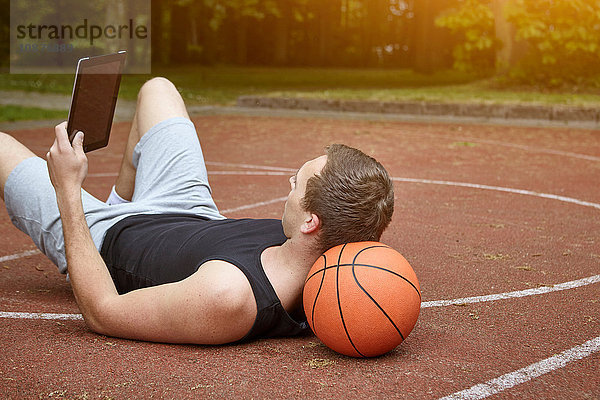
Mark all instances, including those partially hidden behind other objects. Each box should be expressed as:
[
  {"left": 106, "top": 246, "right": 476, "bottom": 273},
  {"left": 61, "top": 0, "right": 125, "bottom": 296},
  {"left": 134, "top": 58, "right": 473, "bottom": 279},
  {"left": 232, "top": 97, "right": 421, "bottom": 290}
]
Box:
[{"left": 99, "top": 214, "right": 309, "bottom": 341}]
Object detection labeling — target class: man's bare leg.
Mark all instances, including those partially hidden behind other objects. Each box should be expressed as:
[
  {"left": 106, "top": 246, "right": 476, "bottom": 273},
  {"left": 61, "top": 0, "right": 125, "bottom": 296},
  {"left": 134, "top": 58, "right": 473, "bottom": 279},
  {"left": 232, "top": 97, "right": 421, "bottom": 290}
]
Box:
[
  {"left": 0, "top": 133, "right": 37, "bottom": 201},
  {"left": 113, "top": 77, "right": 190, "bottom": 201}
]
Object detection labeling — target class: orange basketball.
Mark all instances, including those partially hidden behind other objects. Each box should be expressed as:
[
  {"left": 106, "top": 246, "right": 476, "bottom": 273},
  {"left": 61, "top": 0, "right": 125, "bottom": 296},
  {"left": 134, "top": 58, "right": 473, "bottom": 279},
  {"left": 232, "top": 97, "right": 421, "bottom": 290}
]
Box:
[{"left": 303, "top": 242, "right": 421, "bottom": 358}]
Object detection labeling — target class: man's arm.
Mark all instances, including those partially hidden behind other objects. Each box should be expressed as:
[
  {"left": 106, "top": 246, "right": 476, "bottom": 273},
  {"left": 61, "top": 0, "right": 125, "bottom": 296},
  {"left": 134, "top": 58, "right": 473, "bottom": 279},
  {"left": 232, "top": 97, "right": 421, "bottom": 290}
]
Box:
[{"left": 47, "top": 123, "right": 256, "bottom": 344}]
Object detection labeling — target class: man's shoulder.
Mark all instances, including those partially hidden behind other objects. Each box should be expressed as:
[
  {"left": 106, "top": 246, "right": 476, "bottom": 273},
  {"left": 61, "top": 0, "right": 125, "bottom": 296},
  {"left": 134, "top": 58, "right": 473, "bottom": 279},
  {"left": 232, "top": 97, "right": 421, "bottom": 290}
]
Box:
[{"left": 193, "top": 259, "right": 257, "bottom": 313}]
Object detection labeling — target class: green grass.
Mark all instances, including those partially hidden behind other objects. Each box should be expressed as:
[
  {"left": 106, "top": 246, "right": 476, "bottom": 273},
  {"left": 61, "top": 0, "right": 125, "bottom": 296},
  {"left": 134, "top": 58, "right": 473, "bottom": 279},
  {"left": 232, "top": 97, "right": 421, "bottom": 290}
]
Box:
[
  {"left": 0, "top": 105, "right": 67, "bottom": 122},
  {"left": 265, "top": 84, "right": 600, "bottom": 107},
  {"left": 0, "top": 66, "right": 477, "bottom": 104},
  {"left": 1, "top": 65, "right": 599, "bottom": 110}
]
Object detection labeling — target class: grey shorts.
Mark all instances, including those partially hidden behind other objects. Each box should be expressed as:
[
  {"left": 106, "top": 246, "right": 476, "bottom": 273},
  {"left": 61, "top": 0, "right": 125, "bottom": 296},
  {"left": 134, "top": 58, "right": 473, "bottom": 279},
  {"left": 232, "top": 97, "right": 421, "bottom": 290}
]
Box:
[{"left": 4, "top": 117, "right": 224, "bottom": 274}]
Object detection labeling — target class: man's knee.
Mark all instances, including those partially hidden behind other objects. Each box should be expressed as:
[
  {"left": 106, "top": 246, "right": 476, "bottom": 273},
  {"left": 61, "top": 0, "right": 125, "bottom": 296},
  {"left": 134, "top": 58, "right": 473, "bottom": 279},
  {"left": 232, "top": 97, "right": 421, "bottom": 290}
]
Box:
[
  {"left": 138, "top": 77, "right": 179, "bottom": 102},
  {"left": 133, "top": 77, "right": 189, "bottom": 138}
]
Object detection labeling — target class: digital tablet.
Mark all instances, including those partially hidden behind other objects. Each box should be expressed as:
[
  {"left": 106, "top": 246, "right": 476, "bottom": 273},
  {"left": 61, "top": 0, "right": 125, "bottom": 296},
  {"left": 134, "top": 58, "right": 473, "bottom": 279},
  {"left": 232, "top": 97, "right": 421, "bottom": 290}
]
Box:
[{"left": 67, "top": 51, "right": 126, "bottom": 152}]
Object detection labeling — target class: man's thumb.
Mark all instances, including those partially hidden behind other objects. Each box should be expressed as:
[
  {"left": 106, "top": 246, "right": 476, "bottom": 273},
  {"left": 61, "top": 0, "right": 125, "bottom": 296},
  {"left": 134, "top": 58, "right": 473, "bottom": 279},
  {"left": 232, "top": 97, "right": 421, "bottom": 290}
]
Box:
[{"left": 74, "top": 131, "right": 85, "bottom": 151}]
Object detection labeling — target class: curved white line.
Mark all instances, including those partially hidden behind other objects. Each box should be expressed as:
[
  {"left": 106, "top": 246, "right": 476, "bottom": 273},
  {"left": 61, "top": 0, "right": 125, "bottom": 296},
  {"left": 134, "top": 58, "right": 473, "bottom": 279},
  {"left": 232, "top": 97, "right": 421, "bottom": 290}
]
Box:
[
  {"left": 438, "top": 336, "right": 600, "bottom": 400},
  {"left": 220, "top": 196, "right": 287, "bottom": 214},
  {"left": 393, "top": 177, "right": 600, "bottom": 210},
  {"left": 452, "top": 137, "right": 600, "bottom": 162},
  {"left": 421, "top": 275, "right": 600, "bottom": 308},
  {"left": 0, "top": 249, "right": 40, "bottom": 262},
  {"left": 209, "top": 171, "right": 289, "bottom": 176},
  {"left": 87, "top": 165, "right": 294, "bottom": 179},
  {"left": 206, "top": 161, "right": 296, "bottom": 172}
]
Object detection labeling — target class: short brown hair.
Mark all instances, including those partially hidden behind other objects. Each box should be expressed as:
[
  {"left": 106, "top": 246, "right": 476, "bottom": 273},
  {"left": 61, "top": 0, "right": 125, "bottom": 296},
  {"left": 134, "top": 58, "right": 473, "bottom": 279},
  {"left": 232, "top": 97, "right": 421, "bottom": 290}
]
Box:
[{"left": 302, "top": 144, "right": 394, "bottom": 254}]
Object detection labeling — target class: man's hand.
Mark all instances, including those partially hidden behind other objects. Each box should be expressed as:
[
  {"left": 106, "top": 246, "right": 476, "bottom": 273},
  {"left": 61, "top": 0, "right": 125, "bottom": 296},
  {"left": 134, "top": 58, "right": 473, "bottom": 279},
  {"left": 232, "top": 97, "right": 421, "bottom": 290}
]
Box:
[{"left": 47, "top": 122, "right": 88, "bottom": 198}]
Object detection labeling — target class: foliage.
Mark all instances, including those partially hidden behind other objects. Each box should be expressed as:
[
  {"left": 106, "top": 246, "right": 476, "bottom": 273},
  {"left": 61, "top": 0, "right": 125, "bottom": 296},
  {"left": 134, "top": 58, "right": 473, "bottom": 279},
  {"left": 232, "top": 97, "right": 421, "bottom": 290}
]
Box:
[
  {"left": 0, "top": 105, "right": 66, "bottom": 122},
  {"left": 201, "top": 0, "right": 282, "bottom": 31},
  {"left": 505, "top": 0, "right": 600, "bottom": 86},
  {"left": 435, "top": 0, "right": 500, "bottom": 75}
]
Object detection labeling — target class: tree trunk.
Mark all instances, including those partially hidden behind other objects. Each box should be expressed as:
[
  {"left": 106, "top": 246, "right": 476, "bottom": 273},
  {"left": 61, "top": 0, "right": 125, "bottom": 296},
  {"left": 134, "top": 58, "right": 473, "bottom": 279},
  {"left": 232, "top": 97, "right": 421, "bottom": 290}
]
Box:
[
  {"left": 235, "top": 13, "right": 248, "bottom": 65},
  {"left": 273, "top": 0, "right": 290, "bottom": 65},
  {"left": 491, "top": 0, "right": 513, "bottom": 73},
  {"left": 412, "top": 0, "right": 435, "bottom": 73},
  {"left": 411, "top": 0, "right": 453, "bottom": 73},
  {"left": 169, "top": 2, "right": 190, "bottom": 63},
  {"left": 151, "top": 0, "right": 163, "bottom": 65}
]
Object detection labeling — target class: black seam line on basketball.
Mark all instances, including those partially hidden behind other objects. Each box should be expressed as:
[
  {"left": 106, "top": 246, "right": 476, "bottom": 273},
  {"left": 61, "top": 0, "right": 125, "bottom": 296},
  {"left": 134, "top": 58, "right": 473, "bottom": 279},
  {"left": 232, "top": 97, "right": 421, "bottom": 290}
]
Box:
[
  {"left": 311, "top": 253, "right": 327, "bottom": 331},
  {"left": 303, "top": 245, "right": 390, "bottom": 283},
  {"left": 336, "top": 244, "right": 366, "bottom": 358},
  {"left": 307, "top": 263, "right": 421, "bottom": 300},
  {"left": 351, "top": 247, "right": 405, "bottom": 341}
]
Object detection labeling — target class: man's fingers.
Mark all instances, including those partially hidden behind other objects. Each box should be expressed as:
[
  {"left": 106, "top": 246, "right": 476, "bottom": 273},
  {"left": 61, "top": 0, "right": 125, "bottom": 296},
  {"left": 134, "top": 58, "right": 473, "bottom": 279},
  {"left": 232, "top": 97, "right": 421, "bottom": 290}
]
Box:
[{"left": 54, "top": 122, "right": 71, "bottom": 150}]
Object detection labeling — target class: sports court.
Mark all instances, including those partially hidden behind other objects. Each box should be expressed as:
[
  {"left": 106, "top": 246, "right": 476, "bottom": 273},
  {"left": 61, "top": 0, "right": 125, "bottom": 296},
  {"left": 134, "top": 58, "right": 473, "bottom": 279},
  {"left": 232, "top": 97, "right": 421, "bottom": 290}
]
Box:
[{"left": 1, "top": 112, "right": 599, "bottom": 398}]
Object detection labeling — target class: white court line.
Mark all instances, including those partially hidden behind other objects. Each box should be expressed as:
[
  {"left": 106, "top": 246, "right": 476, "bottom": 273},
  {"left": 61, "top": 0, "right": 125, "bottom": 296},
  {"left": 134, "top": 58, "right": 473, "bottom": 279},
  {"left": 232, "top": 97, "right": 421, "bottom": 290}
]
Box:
[
  {"left": 452, "top": 137, "right": 600, "bottom": 162},
  {"left": 438, "top": 336, "right": 600, "bottom": 400},
  {"left": 220, "top": 196, "right": 288, "bottom": 214},
  {"left": 393, "top": 177, "right": 600, "bottom": 210},
  {"left": 88, "top": 170, "right": 290, "bottom": 178},
  {"left": 209, "top": 171, "right": 289, "bottom": 176},
  {"left": 0, "top": 249, "right": 40, "bottom": 263},
  {"left": 422, "top": 274, "right": 600, "bottom": 308},
  {"left": 371, "top": 128, "right": 600, "bottom": 162},
  {"left": 87, "top": 163, "right": 294, "bottom": 178},
  {"left": 206, "top": 161, "right": 296, "bottom": 172},
  {"left": 0, "top": 311, "right": 83, "bottom": 320}
]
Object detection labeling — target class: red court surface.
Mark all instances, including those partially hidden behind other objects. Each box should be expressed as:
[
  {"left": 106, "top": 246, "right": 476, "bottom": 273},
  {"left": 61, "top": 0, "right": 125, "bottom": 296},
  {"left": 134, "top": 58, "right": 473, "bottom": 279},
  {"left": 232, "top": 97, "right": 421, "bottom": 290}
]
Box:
[{"left": 1, "top": 114, "right": 599, "bottom": 399}]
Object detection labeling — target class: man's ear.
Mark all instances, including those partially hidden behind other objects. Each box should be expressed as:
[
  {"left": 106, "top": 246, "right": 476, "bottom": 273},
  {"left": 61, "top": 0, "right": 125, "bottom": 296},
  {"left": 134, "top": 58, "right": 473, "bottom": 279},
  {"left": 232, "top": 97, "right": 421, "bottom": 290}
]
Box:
[{"left": 300, "top": 213, "right": 320, "bottom": 234}]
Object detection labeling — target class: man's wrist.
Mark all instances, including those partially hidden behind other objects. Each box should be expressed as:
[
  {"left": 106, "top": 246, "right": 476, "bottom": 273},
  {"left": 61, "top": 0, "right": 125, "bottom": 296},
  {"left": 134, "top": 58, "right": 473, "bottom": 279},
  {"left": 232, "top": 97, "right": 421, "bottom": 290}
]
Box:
[{"left": 55, "top": 188, "right": 83, "bottom": 215}]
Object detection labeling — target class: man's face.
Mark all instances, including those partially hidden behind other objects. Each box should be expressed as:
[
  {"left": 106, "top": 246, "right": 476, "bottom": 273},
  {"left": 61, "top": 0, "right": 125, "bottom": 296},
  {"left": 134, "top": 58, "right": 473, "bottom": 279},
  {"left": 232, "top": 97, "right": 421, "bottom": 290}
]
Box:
[{"left": 282, "top": 155, "right": 327, "bottom": 238}]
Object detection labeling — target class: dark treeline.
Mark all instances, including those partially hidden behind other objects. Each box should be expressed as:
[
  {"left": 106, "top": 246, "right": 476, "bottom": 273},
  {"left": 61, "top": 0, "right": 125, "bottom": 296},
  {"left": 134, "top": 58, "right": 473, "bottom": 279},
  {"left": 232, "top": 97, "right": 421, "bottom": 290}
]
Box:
[
  {"left": 0, "top": 0, "right": 462, "bottom": 73},
  {"left": 3, "top": 0, "right": 598, "bottom": 86},
  {"left": 152, "top": 0, "right": 460, "bottom": 72}
]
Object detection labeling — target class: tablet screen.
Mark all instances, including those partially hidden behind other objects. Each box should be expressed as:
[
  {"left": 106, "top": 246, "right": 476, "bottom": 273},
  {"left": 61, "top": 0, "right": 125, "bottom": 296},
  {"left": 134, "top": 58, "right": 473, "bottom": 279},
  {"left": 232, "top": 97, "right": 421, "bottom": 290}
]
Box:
[{"left": 67, "top": 52, "right": 126, "bottom": 152}]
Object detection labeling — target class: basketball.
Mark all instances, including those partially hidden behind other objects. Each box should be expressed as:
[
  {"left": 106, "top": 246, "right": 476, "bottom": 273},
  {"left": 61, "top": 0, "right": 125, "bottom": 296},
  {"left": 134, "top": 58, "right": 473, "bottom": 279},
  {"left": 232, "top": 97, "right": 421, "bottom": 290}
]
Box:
[{"left": 303, "top": 242, "right": 421, "bottom": 357}]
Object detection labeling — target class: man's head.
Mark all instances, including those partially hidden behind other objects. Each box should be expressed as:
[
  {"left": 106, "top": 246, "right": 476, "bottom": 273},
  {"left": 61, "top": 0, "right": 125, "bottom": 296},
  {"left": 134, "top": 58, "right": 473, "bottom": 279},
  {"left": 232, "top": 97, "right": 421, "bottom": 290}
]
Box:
[
  {"left": 281, "top": 154, "right": 327, "bottom": 242},
  {"left": 283, "top": 144, "right": 394, "bottom": 254}
]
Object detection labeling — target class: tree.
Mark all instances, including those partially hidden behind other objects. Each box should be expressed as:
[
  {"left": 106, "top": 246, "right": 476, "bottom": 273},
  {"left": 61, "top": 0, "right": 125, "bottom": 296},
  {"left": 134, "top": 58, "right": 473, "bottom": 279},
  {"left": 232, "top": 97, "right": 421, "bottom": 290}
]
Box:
[
  {"left": 435, "top": 0, "right": 499, "bottom": 75},
  {"left": 505, "top": 0, "right": 600, "bottom": 85},
  {"left": 0, "top": 0, "right": 9, "bottom": 71},
  {"left": 169, "top": 0, "right": 191, "bottom": 63},
  {"left": 412, "top": 0, "right": 457, "bottom": 73},
  {"left": 272, "top": 0, "right": 292, "bottom": 65}
]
